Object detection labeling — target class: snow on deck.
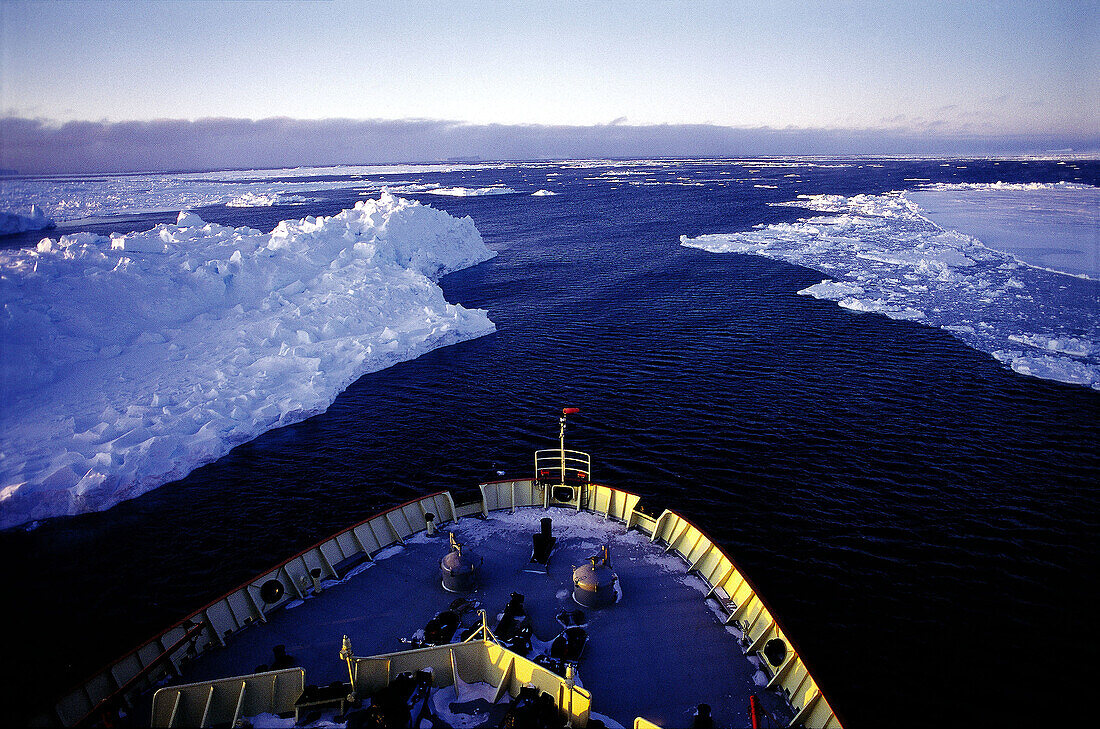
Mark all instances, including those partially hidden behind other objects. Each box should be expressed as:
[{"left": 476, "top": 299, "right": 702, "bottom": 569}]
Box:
[{"left": 177, "top": 507, "right": 763, "bottom": 728}]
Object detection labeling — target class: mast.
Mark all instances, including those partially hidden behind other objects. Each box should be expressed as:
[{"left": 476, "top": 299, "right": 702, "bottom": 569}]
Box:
[{"left": 559, "top": 407, "right": 580, "bottom": 487}]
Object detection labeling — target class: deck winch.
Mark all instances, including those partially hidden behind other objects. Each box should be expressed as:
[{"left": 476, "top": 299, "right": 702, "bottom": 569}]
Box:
[
  {"left": 440, "top": 532, "right": 482, "bottom": 592},
  {"left": 572, "top": 544, "right": 618, "bottom": 608}
]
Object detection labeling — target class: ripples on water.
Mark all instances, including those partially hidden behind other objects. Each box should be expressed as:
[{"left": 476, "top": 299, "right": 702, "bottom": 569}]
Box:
[{"left": 2, "top": 160, "right": 1097, "bottom": 727}]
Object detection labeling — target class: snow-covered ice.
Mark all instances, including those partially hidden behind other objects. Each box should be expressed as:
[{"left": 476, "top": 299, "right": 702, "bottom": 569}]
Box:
[
  {"left": 425, "top": 186, "right": 517, "bottom": 197},
  {"left": 0, "top": 164, "right": 505, "bottom": 224},
  {"left": 0, "top": 193, "right": 496, "bottom": 529},
  {"left": 682, "top": 185, "right": 1100, "bottom": 390},
  {"left": 531, "top": 189, "right": 558, "bottom": 196},
  {"left": 907, "top": 184, "right": 1099, "bottom": 280},
  {"left": 0, "top": 204, "right": 54, "bottom": 235},
  {"left": 225, "top": 192, "right": 309, "bottom": 208}
]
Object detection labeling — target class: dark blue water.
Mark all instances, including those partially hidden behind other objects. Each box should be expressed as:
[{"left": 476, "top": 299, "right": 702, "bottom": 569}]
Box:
[{"left": 2, "top": 160, "right": 1097, "bottom": 728}]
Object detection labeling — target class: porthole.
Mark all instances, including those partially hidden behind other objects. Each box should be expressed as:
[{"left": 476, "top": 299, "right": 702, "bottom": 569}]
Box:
[{"left": 763, "top": 638, "right": 787, "bottom": 667}]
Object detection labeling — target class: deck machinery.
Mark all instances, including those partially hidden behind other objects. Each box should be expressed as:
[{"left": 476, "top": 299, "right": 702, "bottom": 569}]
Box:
[{"left": 48, "top": 410, "right": 843, "bottom": 729}]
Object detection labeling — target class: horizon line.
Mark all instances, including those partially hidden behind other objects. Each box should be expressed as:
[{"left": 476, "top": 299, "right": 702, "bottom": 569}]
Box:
[{"left": 3, "top": 116, "right": 1097, "bottom": 175}]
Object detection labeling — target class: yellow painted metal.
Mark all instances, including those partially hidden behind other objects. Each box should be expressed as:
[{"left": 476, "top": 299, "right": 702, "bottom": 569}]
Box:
[
  {"left": 350, "top": 639, "right": 592, "bottom": 727},
  {"left": 166, "top": 691, "right": 180, "bottom": 727},
  {"left": 340, "top": 635, "right": 355, "bottom": 688},
  {"left": 493, "top": 656, "right": 515, "bottom": 704},
  {"left": 461, "top": 610, "right": 499, "bottom": 644},
  {"left": 534, "top": 448, "right": 592, "bottom": 487},
  {"left": 630, "top": 508, "right": 843, "bottom": 729},
  {"left": 230, "top": 681, "right": 247, "bottom": 728},
  {"left": 56, "top": 485, "right": 842, "bottom": 729},
  {"left": 198, "top": 684, "right": 214, "bottom": 728},
  {"left": 150, "top": 668, "right": 304, "bottom": 728}
]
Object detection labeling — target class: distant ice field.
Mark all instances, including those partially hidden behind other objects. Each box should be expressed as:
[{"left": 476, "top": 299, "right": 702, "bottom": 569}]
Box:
[
  {"left": 682, "top": 184, "right": 1100, "bottom": 390},
  {"left": 0, "top": 163, "right": 523, "bottom": 224}
]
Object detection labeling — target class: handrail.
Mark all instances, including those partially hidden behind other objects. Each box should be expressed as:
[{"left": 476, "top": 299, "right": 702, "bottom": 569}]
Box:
[
  {"left": 150, "top": 667, "right": 305, "bottom": 728},
  {"left": 350, "top": 638, "right": 591, "bottom": 726},
  {"left": 534, "top": 448, "right": 592, "bottom": 481}
]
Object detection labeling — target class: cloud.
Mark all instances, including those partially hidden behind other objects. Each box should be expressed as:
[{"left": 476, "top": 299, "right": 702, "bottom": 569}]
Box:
[
  {"left": 880, "top": 114, "right": 910, "bottom": 125},
  {"left": 1, "top": 116, "right": 1097, "bottom": 174}
]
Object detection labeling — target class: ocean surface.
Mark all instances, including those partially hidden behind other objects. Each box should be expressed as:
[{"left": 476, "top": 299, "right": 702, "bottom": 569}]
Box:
[{"left": 1, "top": 158, "right": 1097, "bottom": 727}]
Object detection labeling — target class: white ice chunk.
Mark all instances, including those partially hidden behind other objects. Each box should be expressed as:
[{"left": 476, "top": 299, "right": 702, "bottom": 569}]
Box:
[
  {"left": 1008, "top": 333, "right": 1095, "bottom": 358},
  {"left": 425, "top": 186, "right": 517, "bottom": 197},
  {"left": 226, "top": 192, "right": 309, "bottom": 207},
  {"left": 680, "top": 233, "right": 771, "bottom": 254},
  {"left": 798, "top": 280, "right": 864, "bottom": 299},
  {"left": 997, "top": 351, "right": 1100, "bottom": 388},
  {"left": 0, "top": 193, "right": 496, "bottom": 529},
  {"left": 111, "top": 231, "right": 168, "bottom": 254},
  {"left": 0, "top": 204, "right": 54, "bottom": 235},
  {"left": 175, "top": 210, "right": 206, "bottom": 227}
]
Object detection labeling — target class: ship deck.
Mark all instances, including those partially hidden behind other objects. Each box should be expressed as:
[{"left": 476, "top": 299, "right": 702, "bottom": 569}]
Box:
[{"left": 170, "top": 506, "right": 783, "bottom": 728}]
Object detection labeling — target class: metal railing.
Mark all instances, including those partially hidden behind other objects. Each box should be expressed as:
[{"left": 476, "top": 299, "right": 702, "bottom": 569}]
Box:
[
  {"left": 151, "top": 668, "right": 304, "bottom": 728},
  {"left": 534, "top": 448, "right": 592, "bottom": 484}
]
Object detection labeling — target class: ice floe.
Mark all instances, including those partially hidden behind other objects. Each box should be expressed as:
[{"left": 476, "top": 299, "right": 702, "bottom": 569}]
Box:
[
  {"left": 0, "top": 193, "right": 495, "bottom": 529},
  {"left": 682, "top": 185, "right": 1100, "bottom": 390},
  {"left": 0, "top": 204, "right": 54, "bottom": 236},
  {"left": 906, "top": 183, "right": 1099, "bottom": 280},
  {"left": 0, "top": 164, "right": 503, "bottom": 224},
  {"left": 225, "top": 192, "right": 309, "bottom": 207},
  {"left": 425, "top": 186, "right": 517, "bottom": 197}
]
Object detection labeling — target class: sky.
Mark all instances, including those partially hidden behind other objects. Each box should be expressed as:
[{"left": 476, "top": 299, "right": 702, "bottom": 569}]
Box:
[{"left": 1, "top": 0, "right": 1097, "bottom": 171}]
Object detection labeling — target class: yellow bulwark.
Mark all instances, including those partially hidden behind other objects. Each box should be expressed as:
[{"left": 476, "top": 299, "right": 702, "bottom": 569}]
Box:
[
  {"left": 349, "top": 635, "right": 592, "bottom": 726},
  {"left": 150, "top": 668, "right": 304, "bottom": 728},
  {"left": 638, "top": 505, "right": 844, "bottom": 729},
  {"left": 52, "top": 476, "right": 843, "bottom": 729},
  {"left": 483, "top": 478, "right": 845, "bottom": 729},
  {"left": 149, "top": 635, "right": 592, "bottom": 729}
]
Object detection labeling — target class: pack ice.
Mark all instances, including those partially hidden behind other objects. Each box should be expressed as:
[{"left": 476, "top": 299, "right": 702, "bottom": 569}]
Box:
[
  {"left": 682, "top": 186, "right": 1100, "bottom": 390},
  {"left": 0, "top": 204, "right": 54, "bottom": 236},
  {"left": 0, "top": 193, "right": 495, "bottom": 529},
  {"left": 0, "top": 164, "right": 497, "bottom": 223}
]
